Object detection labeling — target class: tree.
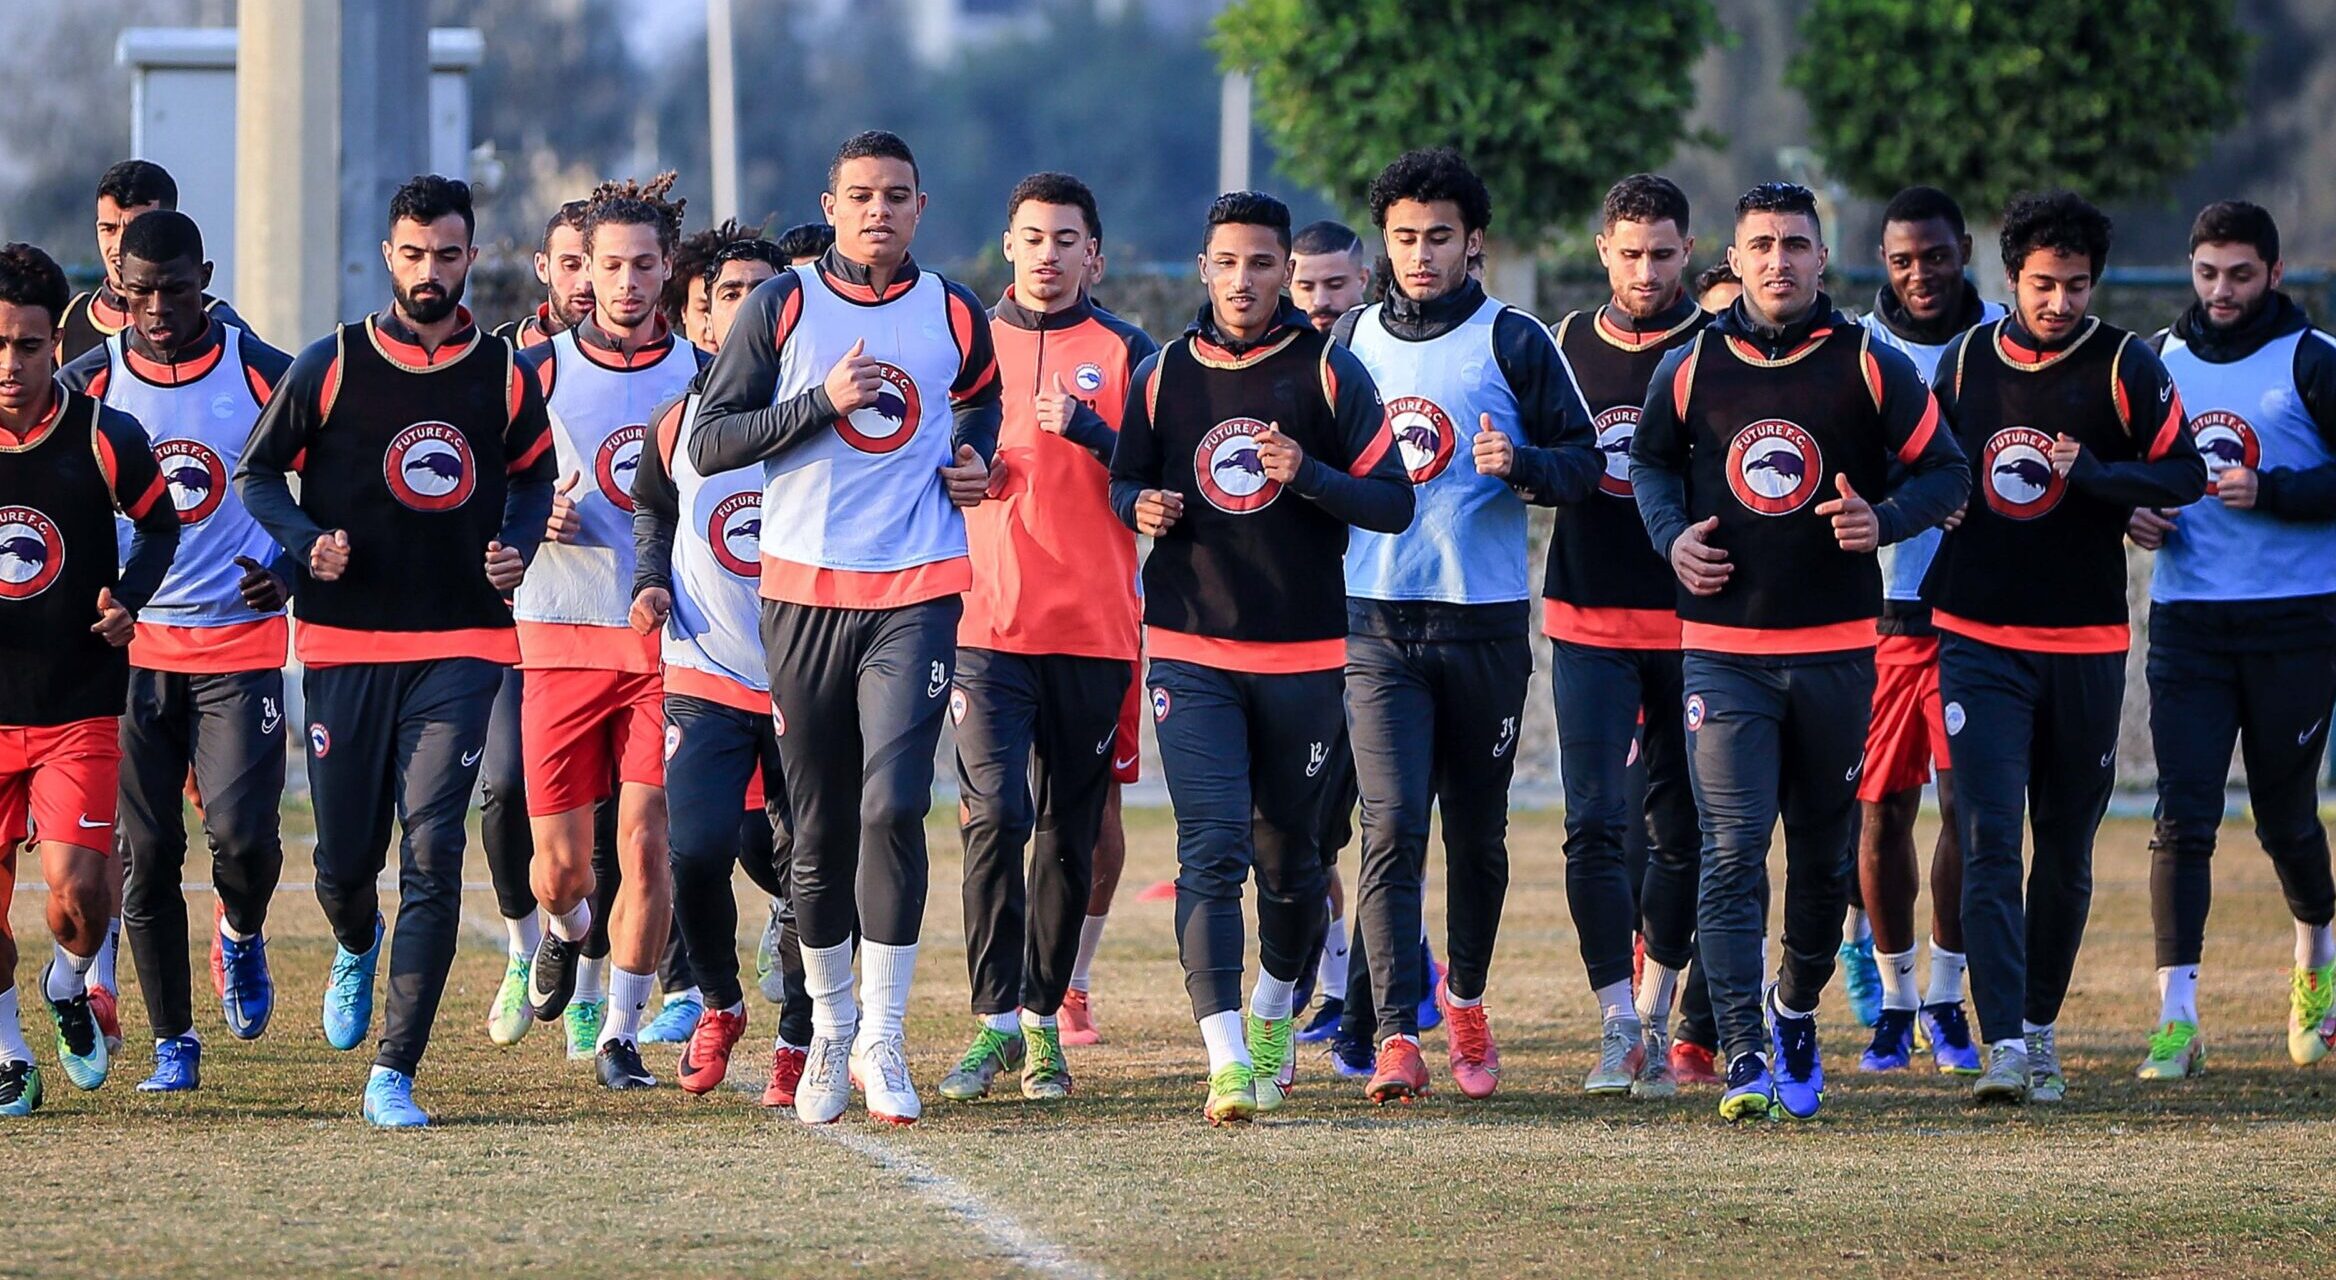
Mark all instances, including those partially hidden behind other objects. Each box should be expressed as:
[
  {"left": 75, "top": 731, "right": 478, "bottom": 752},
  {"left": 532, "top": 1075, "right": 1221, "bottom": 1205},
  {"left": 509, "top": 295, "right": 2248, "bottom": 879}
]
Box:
[
  {"left": 1213, "top": 0, "right": 1718, "bottom": 250},
  {"left": 1788, "top": 0, "right": 2249, "bottom": 214}
]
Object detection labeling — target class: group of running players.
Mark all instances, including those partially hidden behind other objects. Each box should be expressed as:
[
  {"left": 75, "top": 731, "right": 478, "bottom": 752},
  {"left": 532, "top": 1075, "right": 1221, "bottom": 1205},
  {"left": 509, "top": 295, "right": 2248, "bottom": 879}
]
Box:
[{"left": 0, "top": 131, "right": 2328, "bottom": 1127}]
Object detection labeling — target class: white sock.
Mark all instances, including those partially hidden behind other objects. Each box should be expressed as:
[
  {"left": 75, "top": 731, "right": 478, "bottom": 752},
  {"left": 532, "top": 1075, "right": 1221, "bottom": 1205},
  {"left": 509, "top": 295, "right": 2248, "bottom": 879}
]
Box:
[
  {"left": 1593, "top": 978, "right": 1635, "bottom": 1025},
  {"left": 857, "top": 940, "right": 918, "bottom": 1042},
  {"left": 1770, "top": 986, "right": 1814, "bottom": 1021},
  {"left": 802, "top": 939, "right": 858, "bottom": 1038},
  {"left": 0, "top": 988, "right": 27, "bottom": 1061},
  {"left": 1021, "top": 1009, "right": 1057, "bottom": 1031},
  {"left": 1847, "top": 908, "right": 1872, "bottom": 947},
  {"left": 719, "top": 1000, "right": 744, "bottom": 1018},
  {"left": 1069, "top": 913, "right": 1108, "bottom": 992},
  {"left": 1250, "top": 970, "right": 1297, "bottom": 1022},
  {"left": 93, "top": 918, "right": 120, "bottom": 991},
  {"left": 1198, "top": 1009, "right": 1248, "bottom": 1072},
  {"left": 2298, "top": 921, "right": 2336, "bottom": 970},
  {"left": 1990, "top": 1036, "right": 2024, "bottom": 1057},
  {"left": 2022, "top": 1019, "right": 2055, "bottom": 1037},
  {"left": 2156, "top": 965, "right": 2200, "bottom": 1025},
  {"left": 775, "top": 1033, "right": 808, "bottom": 1052},
  {"left": 46, "top": 943, "right": 94, "bottom": 1001},
  {"left": 1318, "top": 909, "right": 1349, "bottom": 996},
  {"left": 981, "top": 1010, "right": 1021, "bottom": 1035},
  {"left": 548, "top": 901, "right": 591, "bottom": 943},
  {"left": 1635, "top": 961, "right": 1681, "bottom": 1028},
  {"left": 575, "top": 956, "right": 608, "bottom": 1003},
  {"left": 1925, "top": 945, "right": 1967, "bottom": 1006},
  {"left": 504, "top": 911, "right": 542, "bottom": 959},
  {"left": 1877, "top": 947, "right": 1919, "bottom": 1012},
  {"left": 600, "top": 966, "right": 654, "bottom": 1046},
  {"left": 219, "top": 917, "right": 257, "bottom": 943},
  {"left": 1444, "top": 987, "right": 1482, "bottom": 1009},
  {"left": 666, "top": 985, "right": 701, "bottom": 1006}
]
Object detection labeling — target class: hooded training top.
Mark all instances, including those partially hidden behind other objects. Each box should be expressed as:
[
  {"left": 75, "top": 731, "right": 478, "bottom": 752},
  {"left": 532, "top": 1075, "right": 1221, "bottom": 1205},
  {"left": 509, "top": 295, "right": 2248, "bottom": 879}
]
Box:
[
  {"left": 960, "top": 288, "right": 1156, "bottom": 662},
  {"left": 233, "top": 306, "right": 556, "bottom": 668},
  {"left": 2151, "top": 291, "right": 2336, "bottom": 646},
  {"left": 687, "top": 247, "right": 1002, "bottom": 611},
  {"left": 1630, "top": 292, "right": 1969, "bottom": 655},
  {"left": 1545, "top": 292, "right": 1710, "bottom": 648},
  {"left": 60, "top": 317, "right": 293, "bottom": 674},
  {"left": 1335, "top": 277, "right": 1600, "bottom": 643},
  {"left": 1108, "top": 298, "right": 1413, "bottom": 673}
]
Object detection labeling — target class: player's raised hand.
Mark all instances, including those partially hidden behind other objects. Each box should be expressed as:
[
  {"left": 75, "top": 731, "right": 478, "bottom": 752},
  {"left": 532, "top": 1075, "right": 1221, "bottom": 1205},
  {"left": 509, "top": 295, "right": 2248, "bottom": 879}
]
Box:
[
  {"left": 1669, "top": 516, "right": 1731, "bottom": 596},
  {"left": 233, "top": 554, "right": 290, "bottom": 611},
  {"left": 1818, "top": 474, "right": 1878, "bottom": 552},
  {"left": 484, "top": 540, "right": 526, "bottom": 592},
  {"left": 2128, "top": 507, "right": 2178, "bottom": 550},
  {"left": 92, "top": 587, "right": 132, "bottom": 646},
  {"left": 1255, "top": 421, "right": 1303, "bottom": 484},
  {"left": 1134, "top": 489, "right": 1184, "bottom": 537},
  {"left": 941, "top": 443, "right": 990, "bottom": 508},
  {"left": 1471, "top": 412, "right": 1513, "bottom": 477},
  {"left": 628, "top": 585, "right": 672, "bottom": 635},
  {"left": 546, "top": 472, "right": 584, "bottom": 544},
  {"left": 824, "top": 338, "right": 883, "bottom": 415},
  {"left": 1034, "top": 372, "right": 1076, "bottom": 436},
  {"left": 310, "top": 529, "right": 350, "bottom": 581}
]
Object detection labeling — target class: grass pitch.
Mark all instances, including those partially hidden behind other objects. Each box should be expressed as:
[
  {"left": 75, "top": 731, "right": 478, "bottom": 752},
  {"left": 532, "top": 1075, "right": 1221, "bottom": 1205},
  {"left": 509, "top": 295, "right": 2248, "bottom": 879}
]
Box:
[{"left": 9, "top": 807, "right": 2335, "bottom": 1277}]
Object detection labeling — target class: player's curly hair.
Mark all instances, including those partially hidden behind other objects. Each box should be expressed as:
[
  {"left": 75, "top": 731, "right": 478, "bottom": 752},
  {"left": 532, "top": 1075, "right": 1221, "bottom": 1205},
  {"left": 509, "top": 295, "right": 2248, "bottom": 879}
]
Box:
[
  {"left": 1368, "top": 148, "right": 1492, "bottom": 235},
  {"left": 2000, "top": 190, "right": 2112, "bottom": 279},
  {"left": 583, "top": 172, "right": 687, "bottom": 257}
]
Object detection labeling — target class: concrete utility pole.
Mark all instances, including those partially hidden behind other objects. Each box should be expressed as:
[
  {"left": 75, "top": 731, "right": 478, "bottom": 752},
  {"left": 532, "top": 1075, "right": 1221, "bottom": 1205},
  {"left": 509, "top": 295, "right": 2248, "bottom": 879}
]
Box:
[
  {"left": 236, "top": 0, "right": 429, "bottom": 340},
  {"left": 1218, "top": 71, "right": 1252, "bottom": 194},
  {"left": 708, "top": 0, "right": 741, "bottom": 223}
]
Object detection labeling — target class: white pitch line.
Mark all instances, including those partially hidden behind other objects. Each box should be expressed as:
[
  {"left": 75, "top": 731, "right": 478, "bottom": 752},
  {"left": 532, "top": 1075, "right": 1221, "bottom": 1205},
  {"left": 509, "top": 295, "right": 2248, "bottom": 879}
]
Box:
[
  {"left": 814, "top": 1126, "right": 1105, "bottom": 1279},
  {"left": 732, "top": 1080, "right": 1103, "bottom": 1279}
]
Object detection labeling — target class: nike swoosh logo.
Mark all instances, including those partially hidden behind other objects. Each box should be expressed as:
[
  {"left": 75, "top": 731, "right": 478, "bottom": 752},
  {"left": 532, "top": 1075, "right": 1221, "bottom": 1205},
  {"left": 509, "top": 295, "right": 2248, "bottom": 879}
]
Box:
[
  {"left": 2304, "top": 720, "right": 2325, "bottom": 746},
  {"left": 461, "top": 748, "right": 483, "bottom": 768},
  {"left": 1113, "top": 754, "right": 1138, "bottom": 772},
  {"left": 76, "top": 815, "right": 109, "bottom": 829}
]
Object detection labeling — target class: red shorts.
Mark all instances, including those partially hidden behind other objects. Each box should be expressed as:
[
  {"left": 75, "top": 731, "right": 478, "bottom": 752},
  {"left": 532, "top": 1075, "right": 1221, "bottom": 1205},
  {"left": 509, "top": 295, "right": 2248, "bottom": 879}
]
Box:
[
  {"left": 0, "top": 717, "right": 120, "bottom": 919},
  {"left": 523, "top": 666, "right": 665, "bottom": 816},
  {"left": 1859, "top": 633, "right": 1949, "bottom": 803},
  {"left": 1111, "top": 661, "right": 1142, "bottom": 785}
]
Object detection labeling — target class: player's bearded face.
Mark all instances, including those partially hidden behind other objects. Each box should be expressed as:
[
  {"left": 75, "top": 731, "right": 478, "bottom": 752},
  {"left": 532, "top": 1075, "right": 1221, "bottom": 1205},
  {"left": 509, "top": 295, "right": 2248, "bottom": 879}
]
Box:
[{"left": 384, "top": 213, "right": 476, "bottom": 327}]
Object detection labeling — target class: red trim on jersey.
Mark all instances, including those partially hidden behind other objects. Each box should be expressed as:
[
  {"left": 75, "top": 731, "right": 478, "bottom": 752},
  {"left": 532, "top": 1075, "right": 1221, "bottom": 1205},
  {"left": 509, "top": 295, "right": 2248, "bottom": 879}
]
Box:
[
  {"left": 0, "top": 385, "right": 64, "bottom": 449},
  {"left": 654, "top": 397, "right": 687, "bottom": 467},
  {"left": 509, "top": 429, "right": 553, "bottom": 474},
  {"left": 2146, "top": 387, "right": 2188, "bottom": 462},
  {"left": 1681, "top": 617, "right": 1877, "bottom": 655},
  {"left": 124, "top": 338, "right": 225, "bottom": 387},
  {"left": 1727, "top": 331, "right": 1832, "bottom": 365},
  {"left": 1670, "top": 345, "right": 1698, "bottom": 415},
  {"left": 317, "top": 353, "right": 342, "bottom": 419},
  {"left": 758, "top": 553, "right": 971, "bottom": 610},
  {"left": 294, "top": 621, "right": 519, "bottom": 667},
  {"left": 85, "top": 364, "right": 111, "bottom": 399},
  {"left": 1895, "top": 393, "right": 1942, "bottom": 465},
  {"left": 244, "top": 360, "right": 275, "bottom": 406},
  {"left": 821, "top": 267, "right": 915, "bottom": 305},
  {"left": 516, "top": 620, "right": 661, "bottom": 675},
  {"left": 773, "top": 287, "right": 803, "bottom": 353},
  {"left": 92, "top": 423, "right": 165, "bottom": 520},
  {"left": 1931, "top": 610, "right": 2129, "bottom": 655},
  {"left": 369, "top": 311, "right": 481, "bottom": 369},
  {"left": 572, "top": 320, "right": 676, "bottom": 371},
  {"left": 1145, "top": 628, "right": 1346, "bottom": 674},
  {"left": 131, "top": 618, "right": 288, "bottom": 674},
  {"left": 1541, "top": 600, "right": 1682, "bottom": 649},
  {"left": 663, "top": 663, "right": 767, "bottom": 714},
  {"left": 1346, "top": 411, "right": 1395, "bottom": 478}
]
